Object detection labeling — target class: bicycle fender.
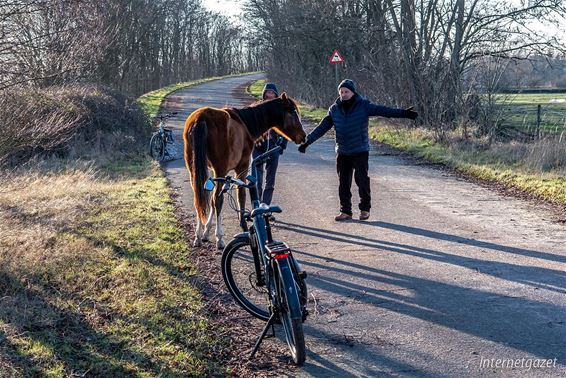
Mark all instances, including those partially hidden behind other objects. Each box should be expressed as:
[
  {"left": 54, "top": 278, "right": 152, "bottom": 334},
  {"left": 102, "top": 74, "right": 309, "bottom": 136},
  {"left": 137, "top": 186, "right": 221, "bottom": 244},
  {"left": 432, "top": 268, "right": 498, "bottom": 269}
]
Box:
[
  {"left": 276, "top": 258, "right": 303, "bottom": 320},
  {"left": 232, "top": 232, "right": 250, "bottom": 241}
]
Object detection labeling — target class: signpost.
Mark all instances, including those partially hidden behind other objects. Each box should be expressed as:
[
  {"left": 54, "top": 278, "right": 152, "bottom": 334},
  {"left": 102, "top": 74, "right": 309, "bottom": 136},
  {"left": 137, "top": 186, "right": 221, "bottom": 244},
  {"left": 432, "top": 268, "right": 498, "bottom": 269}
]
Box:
[{"left": 329, "top": 49, "right": 344, "bottom": 88}]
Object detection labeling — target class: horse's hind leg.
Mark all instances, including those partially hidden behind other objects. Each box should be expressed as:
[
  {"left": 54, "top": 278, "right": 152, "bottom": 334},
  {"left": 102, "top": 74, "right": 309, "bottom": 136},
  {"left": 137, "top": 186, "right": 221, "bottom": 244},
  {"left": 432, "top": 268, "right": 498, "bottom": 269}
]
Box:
[
  {"left": 202, "top": 208, "right": 214, "bottom": 242},
  {"left": 193, "top": 215, "right": 203, "bottom": 247}
]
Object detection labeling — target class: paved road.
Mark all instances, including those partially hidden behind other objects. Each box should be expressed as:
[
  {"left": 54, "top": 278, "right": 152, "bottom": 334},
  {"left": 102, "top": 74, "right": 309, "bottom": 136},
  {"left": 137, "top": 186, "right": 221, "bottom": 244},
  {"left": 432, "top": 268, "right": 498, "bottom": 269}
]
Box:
[{"left": 161, "top": 74, "right": 566, "bottom": 377}]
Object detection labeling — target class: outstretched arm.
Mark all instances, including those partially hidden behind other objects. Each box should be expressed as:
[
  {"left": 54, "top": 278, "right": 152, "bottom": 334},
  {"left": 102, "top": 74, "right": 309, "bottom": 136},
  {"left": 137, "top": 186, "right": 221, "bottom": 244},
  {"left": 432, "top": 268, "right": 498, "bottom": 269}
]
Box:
[
  {"left": 367, "top": 102, "right": 418, "bottom": 119},
  {"left": 298, "top": 114, "right": 334, "bottom": 153}
]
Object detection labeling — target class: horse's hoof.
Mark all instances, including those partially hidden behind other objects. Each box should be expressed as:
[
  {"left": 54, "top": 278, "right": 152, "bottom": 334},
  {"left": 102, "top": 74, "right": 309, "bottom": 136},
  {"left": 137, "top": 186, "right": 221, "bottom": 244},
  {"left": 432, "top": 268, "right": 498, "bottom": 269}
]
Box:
[
  {"left": 193, "top": 239, "right": 202, "bottom": 247},
  {"left": 202, "top": 233, "right": 210, "bottom": 242},
  {"left": 216, "top": 240, "right": 225, "bottom": 250}
]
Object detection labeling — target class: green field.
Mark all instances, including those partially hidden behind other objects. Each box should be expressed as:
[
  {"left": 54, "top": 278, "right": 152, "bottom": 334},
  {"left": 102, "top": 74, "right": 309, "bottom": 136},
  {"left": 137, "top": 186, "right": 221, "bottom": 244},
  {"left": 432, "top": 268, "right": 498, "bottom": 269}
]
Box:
[{"left": 496, "top": 92, "right": 566, "bottom": 135}]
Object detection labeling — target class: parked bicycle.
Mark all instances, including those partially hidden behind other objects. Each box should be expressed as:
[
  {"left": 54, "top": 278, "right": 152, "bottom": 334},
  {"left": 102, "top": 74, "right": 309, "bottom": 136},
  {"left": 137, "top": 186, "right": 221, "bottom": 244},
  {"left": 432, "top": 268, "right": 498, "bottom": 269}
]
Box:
[
  {"left": 204, "top": 146, "right": 309, "bottom": 365},
  {"left": 149, "top": 112, "right": 177, "bottom": 161}
]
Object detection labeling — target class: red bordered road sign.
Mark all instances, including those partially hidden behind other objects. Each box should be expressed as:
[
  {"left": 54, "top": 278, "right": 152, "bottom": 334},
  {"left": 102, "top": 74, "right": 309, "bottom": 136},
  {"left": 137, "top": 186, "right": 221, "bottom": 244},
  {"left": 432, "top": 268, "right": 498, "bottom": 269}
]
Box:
[{"left": 329, "top": 49, "right": 344, "bottom": 64}]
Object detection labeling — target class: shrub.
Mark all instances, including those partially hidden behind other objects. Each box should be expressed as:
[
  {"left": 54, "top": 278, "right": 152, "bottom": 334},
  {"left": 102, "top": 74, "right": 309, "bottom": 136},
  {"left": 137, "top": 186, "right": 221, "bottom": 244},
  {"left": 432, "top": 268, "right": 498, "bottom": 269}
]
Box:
[{"left": 0, "top": 85, "right": 151, "bottom": 166}]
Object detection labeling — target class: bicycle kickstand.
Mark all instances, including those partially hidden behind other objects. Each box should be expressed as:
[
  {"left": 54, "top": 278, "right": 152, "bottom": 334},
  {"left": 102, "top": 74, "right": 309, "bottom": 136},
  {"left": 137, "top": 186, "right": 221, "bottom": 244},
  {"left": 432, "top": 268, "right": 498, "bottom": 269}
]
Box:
[{"left": 249, "top": 313, "right": 277, "bottom": 358}]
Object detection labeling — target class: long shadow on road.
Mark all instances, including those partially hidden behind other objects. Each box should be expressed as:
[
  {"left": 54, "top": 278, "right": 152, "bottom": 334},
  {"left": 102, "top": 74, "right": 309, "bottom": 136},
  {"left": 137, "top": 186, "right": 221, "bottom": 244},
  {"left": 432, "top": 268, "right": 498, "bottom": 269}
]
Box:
[
  {"left": 276, "top": 221, "right": 566, "bottom": 293},
  {"left": 274, "top": 221, "right": 566, "bottom": 364},
  {"left": 302, "top": 325, "right": 433, "bottom": 377},
  {"left": 368, "top": 220, "right": 566, "bottom": 264}
]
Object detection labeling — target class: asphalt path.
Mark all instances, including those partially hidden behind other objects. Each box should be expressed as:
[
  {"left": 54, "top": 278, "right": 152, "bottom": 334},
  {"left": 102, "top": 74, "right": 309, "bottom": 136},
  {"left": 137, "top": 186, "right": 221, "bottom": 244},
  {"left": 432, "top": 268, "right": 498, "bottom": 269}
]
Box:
[{"left": 161, "top": 74, "right": 566, "bottom": 377}]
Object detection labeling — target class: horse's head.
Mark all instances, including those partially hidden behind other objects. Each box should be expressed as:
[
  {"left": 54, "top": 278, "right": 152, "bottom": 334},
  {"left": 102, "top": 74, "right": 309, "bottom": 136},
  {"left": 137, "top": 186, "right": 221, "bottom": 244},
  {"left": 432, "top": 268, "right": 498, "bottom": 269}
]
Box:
[{"left": 275, "top": 93, "right": 306, "bottom": 144}]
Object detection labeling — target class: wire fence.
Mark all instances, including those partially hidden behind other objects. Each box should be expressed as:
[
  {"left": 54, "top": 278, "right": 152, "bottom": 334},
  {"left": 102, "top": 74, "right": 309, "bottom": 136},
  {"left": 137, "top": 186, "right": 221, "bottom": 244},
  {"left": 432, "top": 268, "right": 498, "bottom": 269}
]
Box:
[{"left": 498, "top": 105, "right": 566, "bottom": 143}]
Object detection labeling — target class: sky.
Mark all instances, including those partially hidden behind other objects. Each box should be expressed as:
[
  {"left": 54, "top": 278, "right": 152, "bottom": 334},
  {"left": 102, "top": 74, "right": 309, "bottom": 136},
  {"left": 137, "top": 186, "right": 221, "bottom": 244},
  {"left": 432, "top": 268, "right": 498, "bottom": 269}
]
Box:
[
  {"left": 202, "top": 0, "right": 565, "bottom": 41},
  {"left": 202, "top": 0, "right": 243, "bottom": 17}
]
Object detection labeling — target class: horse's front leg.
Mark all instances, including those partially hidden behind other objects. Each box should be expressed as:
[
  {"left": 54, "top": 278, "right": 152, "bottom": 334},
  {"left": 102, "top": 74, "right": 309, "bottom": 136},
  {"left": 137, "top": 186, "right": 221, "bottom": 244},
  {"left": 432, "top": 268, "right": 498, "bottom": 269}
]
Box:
[{"left": 213, "top": 184, "right": 225, "bottom": 250}]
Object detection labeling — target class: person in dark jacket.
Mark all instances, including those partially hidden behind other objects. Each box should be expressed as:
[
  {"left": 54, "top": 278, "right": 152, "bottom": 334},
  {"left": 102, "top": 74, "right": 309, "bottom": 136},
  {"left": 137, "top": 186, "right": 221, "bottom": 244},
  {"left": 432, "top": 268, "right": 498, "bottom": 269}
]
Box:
[
  {"left": 252, "top": 82, "right": 288, "bottom": 205},
  {"left": 298, "top": 79, "right": 417, "bottom": 221}
]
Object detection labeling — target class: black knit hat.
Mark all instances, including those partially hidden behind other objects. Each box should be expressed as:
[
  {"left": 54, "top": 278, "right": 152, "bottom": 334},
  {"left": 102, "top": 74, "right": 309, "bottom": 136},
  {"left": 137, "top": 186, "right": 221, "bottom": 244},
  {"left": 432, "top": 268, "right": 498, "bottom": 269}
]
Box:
[
  {"left": 262, "top": 82, "right": 279, "bottom": 99},
  {"left": 338, "top": 79, "right": 356, "bottom": 94}
]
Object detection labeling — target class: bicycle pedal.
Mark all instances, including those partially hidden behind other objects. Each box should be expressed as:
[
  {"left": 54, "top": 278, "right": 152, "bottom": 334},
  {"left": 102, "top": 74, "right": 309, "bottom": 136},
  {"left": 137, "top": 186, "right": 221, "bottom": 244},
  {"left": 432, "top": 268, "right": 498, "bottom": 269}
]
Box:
[{"left": 298, "top": 271, "right": 307, "bottom": 280}]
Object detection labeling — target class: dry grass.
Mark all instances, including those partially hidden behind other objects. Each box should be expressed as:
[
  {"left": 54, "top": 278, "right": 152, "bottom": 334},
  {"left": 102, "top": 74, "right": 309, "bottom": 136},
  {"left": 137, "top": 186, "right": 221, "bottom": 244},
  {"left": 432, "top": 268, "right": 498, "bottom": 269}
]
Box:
[{"left": 0, "top": 159, "right": 226, "bottom": 376}]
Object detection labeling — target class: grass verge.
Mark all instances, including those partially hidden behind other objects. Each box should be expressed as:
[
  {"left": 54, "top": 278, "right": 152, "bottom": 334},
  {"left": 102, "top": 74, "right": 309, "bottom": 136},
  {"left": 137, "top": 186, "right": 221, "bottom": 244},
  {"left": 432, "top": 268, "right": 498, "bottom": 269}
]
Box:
[
  {"left": 0, "top": 73, "right": 272, "bottom": 375},
  {"left": 248, "top": 79, "right": 566, "bottom": 205},
  {"left": 369, "top": 126, "right": 566, "bottom": 204},
  {"left": 0, "top": 159, "right": 227, "bottom": 376}
]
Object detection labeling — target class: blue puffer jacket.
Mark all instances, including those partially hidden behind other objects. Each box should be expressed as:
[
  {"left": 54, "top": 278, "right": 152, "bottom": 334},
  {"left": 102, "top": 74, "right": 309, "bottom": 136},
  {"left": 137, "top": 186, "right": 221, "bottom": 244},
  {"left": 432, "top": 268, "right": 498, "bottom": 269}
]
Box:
[{"left": 307, "top": 94, "right": 407, "bottom": 155}]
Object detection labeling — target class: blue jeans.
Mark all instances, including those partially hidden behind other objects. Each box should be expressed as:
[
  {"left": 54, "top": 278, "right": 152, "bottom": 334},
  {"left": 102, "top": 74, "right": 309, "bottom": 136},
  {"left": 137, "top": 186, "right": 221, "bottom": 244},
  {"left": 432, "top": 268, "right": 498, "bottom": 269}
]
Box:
[{"left": 252, "top": 148, "right": 280, "bottom": 205}]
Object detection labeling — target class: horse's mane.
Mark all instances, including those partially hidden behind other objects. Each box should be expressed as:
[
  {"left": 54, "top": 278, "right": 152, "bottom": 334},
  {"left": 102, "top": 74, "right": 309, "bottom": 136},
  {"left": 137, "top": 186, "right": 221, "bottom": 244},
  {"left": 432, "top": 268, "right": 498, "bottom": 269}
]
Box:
[{"left": 233, "top": 97, "right": 299, "bottom": 138}]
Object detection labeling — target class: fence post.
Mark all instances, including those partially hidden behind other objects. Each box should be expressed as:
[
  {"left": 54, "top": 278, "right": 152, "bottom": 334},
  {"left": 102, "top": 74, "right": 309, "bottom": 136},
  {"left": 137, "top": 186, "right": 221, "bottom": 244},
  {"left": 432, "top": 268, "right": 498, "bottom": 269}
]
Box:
[{"left": 536, "top": 104, "right": 541, "bottom": 139}]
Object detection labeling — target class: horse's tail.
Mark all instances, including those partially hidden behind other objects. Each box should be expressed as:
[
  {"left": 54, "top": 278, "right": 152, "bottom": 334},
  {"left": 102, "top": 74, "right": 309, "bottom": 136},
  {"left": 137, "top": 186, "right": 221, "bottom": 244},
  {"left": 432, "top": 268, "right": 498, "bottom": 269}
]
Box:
[{"left": 187, "top": 116, "right": 210, "bottom": 223}]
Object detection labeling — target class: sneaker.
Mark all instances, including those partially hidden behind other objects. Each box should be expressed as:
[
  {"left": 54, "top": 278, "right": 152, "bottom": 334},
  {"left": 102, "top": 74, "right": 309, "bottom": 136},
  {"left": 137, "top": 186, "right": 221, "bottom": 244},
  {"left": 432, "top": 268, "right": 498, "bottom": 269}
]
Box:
[
  {"left": 334, "top": 212, "right": 352, "bottom": 221},
  {"left": 359, "top": 211, "right": 370, "bottom": 220}
]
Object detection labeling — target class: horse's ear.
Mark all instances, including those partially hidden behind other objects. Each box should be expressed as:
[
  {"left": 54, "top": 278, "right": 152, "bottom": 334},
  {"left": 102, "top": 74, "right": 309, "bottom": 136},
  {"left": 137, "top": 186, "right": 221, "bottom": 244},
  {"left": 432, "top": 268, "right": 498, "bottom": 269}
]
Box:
[{"left": 281, "top": 92, "right": 288, "bottom": 100}]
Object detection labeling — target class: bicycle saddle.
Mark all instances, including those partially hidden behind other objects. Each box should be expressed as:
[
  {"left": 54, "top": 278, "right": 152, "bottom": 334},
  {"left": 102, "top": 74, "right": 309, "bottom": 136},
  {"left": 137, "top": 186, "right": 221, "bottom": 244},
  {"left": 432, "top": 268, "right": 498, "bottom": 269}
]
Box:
[{"left": 250, "top": 204, "right": 282, "bottom": 218}]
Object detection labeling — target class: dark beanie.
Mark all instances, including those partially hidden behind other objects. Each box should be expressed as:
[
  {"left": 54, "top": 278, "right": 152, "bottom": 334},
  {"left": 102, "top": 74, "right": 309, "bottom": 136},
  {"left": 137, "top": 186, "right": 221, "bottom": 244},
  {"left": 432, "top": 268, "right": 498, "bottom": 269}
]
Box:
[
  {"left": 262, "top": 82, "right": 279, "bottom": 99},
  {"left": 338, "top": 79, "right": 356, "bottom": 94}
]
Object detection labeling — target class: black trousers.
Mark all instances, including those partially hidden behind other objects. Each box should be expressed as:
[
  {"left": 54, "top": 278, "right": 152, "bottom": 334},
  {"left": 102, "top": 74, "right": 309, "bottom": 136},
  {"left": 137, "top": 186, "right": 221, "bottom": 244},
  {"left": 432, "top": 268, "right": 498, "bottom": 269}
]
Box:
[
  {"left": 336, "top": 151, "right": 371, "bottom": 215},
  {"left": 252, "top": 148, "right": 280, "bottom": 205}
]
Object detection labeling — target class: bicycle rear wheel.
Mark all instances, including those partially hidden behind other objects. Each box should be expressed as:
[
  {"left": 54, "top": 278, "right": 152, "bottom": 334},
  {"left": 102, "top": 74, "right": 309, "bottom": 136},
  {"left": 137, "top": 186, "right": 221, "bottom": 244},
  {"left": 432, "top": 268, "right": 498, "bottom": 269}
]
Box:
[
  {"left": 276, "top": 258, "right": 306, "bottom": 365},
  {"left": 222, "top": 238, "right": 270, "bottom": 321},
  {"left": 149, "top": 133, "right": 165, "bottom": 160}
]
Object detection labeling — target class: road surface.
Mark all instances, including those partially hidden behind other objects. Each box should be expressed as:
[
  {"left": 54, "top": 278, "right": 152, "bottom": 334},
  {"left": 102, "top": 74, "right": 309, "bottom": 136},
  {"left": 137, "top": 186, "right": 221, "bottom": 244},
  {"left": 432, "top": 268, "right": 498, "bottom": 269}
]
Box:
[{"left": 161, "top": 74, "right": 566, "bottom": 377}]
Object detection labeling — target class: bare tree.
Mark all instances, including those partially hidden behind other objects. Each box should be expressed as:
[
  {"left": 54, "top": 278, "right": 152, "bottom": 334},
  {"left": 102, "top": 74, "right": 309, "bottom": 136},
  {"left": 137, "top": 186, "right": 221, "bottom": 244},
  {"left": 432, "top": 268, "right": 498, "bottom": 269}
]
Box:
[
  {"left": 0, "top": 0, "right": 261, "bottom": 95},
  {"left": 244, "top": 0, "right": 566, "bottom": 135}
]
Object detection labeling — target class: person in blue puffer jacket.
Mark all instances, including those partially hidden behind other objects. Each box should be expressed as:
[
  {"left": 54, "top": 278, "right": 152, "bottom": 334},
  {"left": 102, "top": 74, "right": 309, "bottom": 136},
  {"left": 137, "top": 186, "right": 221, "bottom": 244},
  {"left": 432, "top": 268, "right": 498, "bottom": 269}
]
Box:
[
  {"left": 298, "top": 79, "right": 418, "bottom": 221},
  {"left": 252, "top": 82, "right": 288, "bottom": 206}
]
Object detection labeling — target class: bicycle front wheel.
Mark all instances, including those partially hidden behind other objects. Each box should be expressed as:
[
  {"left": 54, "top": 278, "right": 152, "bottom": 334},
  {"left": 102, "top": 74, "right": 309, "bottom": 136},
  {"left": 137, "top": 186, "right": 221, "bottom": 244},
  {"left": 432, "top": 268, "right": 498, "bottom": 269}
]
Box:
[
  {"left": 149, "top": 133, "right": 165, "bottom": 160},
  {"left": 222, "top": 238, "right": 270, "bottom": 321},
  {"left": 276, "top": 258, "right": 306, "bottom": 365}
]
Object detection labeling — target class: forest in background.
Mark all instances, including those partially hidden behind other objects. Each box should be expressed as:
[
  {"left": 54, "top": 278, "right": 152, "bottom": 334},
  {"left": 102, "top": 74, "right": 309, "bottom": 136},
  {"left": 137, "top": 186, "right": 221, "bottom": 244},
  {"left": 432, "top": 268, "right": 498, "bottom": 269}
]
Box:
[{"left": 1, "top": 0, "right": 263, "bottom": 96}]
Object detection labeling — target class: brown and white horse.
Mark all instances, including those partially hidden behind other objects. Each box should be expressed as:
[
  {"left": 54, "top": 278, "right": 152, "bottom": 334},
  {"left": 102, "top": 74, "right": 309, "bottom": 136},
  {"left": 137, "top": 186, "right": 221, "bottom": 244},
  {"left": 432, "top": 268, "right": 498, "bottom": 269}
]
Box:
[{"left": 183, "top": 93, "right": 306, "bottom": 249}]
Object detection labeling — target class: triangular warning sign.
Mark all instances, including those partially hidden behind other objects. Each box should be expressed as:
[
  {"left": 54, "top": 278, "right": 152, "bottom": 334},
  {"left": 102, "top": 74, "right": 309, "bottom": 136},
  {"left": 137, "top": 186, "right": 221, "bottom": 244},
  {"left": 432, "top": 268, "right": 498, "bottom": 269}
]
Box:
[{"left": 329, "top": 49, "right": 344, "bottom": 64}]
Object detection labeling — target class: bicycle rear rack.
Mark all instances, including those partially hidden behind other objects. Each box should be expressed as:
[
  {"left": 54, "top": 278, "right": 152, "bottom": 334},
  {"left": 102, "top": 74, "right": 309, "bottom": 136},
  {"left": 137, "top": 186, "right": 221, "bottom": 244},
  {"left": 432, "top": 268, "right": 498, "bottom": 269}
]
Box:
[{"left": 265, "top": 241, "right": 290, "bottom": 258}]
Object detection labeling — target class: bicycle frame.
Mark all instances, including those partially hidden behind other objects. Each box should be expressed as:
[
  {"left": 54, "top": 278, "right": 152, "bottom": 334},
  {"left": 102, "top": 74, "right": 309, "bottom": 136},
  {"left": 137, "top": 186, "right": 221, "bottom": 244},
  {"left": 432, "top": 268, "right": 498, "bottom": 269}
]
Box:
[
  {"left": 248, "top": 148, "right": 281, "bottom": 295},
  {"left": 218, "top": 147, "right": 288, "bottom": 298},
  {"left": 214, "top": 147, "right": 307, "bottom": 362}
]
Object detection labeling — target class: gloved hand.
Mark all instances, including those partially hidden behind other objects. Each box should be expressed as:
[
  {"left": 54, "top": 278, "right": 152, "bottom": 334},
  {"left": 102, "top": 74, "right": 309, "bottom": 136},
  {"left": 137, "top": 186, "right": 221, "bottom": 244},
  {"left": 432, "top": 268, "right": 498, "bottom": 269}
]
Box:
[
  {"left": 404, "top": 106, "right": 418, "bottom": 120},
  {"left": 298, "top": 141, "right": 311, "bottom": 153}
]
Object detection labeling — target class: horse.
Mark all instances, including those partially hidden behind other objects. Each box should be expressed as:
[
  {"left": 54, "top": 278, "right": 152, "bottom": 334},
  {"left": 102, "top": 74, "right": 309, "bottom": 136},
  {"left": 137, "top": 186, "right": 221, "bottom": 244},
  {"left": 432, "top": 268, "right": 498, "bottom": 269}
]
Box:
[{"left": 183, "top": 93, "right": 306, "bottom": 249}]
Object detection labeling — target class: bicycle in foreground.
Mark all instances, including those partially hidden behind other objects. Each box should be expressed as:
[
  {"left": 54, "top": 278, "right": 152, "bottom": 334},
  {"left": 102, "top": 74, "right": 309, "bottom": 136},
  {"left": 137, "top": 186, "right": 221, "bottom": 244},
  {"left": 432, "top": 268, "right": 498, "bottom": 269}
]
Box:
[
  {"left": 149, "top": 112, "right": 177, "bottom": 161},
  {"left": 204, "top": 146, "right": 309, "bottom": 365}
]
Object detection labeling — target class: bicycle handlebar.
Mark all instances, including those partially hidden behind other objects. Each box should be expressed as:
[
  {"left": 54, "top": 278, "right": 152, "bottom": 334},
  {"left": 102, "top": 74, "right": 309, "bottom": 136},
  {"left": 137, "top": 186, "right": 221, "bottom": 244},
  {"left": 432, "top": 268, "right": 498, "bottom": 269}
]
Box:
[
  {"left": 211, "top": 176, "right": 247, "bottom": 187},
  {"left": 253, "top": 146, "right": 282, "bottom": 167},
  {"left": 155, "top": 112, "right": 178, "bottom": 121}
]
